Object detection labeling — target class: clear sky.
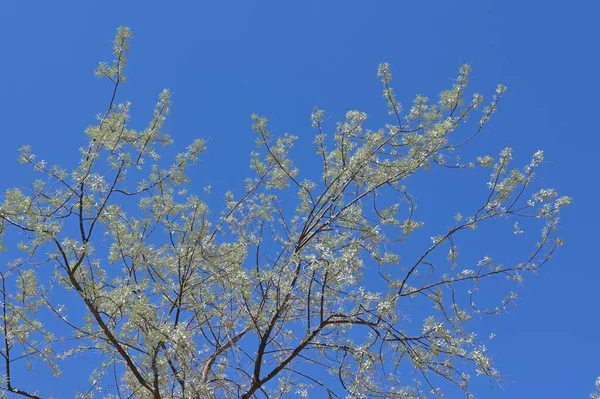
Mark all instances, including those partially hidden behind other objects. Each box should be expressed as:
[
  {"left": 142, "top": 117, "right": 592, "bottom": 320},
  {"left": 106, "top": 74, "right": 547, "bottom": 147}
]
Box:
[{"left": 0, "top": 1, "right": 598, "bottom": 398}]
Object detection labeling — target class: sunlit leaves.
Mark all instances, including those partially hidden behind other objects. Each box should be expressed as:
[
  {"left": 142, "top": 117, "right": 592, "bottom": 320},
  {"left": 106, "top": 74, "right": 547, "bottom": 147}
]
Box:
[
  {"left": 591, "top": 377, "right": 600, "bottom": 399},
  {"left": 0, "top": 27, "right": 571, "bottom": 399}
]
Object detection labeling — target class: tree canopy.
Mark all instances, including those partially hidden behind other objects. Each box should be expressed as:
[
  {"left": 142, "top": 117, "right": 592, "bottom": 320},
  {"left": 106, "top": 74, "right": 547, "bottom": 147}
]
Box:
[{"left": 0, "top": 27, "right": 572, "bottom": 399}]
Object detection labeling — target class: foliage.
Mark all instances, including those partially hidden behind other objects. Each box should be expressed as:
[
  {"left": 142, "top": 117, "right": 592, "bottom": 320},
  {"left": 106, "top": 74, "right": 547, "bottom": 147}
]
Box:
[
  {"left": 0, "top": 27, "right": 570, "bottom": 399},
  {"left": 592, "top": 377, "right": 600, "bottom": 399}
]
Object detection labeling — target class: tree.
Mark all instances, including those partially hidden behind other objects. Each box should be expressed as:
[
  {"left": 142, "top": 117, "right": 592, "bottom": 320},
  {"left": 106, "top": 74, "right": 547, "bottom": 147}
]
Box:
[
  {"left": 592, "top": 378, "right": 600, "bottom": 399},
  {"left": 0, "top": 27, "right": 570, "bottom": 399}
]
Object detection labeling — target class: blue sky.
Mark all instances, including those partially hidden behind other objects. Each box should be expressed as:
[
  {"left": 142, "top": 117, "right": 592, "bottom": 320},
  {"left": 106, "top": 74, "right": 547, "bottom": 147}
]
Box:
[{"left": 0, "top": 1, "right": 598, "bottom": 397}]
